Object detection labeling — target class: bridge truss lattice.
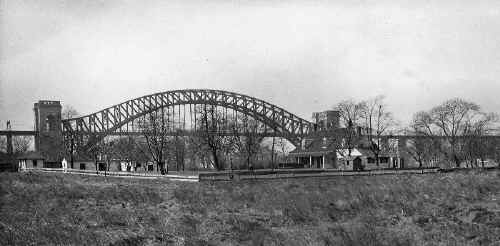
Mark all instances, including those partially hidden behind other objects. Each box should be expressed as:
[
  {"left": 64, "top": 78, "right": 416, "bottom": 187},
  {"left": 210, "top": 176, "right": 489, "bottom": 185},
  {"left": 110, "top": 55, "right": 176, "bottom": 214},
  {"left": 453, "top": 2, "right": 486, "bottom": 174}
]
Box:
[{"left": 61, "top": 89, "right": 313, "bottom": 151}]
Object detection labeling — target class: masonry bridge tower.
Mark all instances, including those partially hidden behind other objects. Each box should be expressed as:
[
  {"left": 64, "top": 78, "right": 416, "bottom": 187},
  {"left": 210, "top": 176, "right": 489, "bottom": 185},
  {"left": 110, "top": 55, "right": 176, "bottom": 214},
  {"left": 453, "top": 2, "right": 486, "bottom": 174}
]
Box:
[{"left": 34, "top": 101, "right": 63, "bottom": 162}]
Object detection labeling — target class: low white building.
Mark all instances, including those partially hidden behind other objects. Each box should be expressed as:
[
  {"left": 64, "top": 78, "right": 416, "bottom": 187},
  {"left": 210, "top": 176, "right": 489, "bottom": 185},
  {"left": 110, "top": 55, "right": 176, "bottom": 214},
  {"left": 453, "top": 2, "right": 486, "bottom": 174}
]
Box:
[{"left": 17, "top": 152, "right": 45, "bottom": 169}]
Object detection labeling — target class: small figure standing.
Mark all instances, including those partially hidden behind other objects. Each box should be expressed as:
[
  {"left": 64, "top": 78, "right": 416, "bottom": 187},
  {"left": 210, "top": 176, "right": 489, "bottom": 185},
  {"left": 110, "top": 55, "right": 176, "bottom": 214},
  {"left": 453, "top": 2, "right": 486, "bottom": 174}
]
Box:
[{"left": 62, "top": 158, "right": 68, "bottom": 173}]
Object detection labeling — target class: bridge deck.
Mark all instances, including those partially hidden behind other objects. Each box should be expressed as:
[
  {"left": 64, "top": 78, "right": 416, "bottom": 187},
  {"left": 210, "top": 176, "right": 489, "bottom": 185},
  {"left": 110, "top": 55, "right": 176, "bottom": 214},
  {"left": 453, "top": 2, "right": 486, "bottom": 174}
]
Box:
[{"left": 0, "top": 131, "right": 36, "bottom": 136}]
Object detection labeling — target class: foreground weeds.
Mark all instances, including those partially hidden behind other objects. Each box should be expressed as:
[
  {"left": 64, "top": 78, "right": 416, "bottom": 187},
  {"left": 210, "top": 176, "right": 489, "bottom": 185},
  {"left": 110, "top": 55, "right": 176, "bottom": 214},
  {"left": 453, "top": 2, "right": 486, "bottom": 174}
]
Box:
[{"left": 1, "top": 170, "right": 499, "bottom": 245}]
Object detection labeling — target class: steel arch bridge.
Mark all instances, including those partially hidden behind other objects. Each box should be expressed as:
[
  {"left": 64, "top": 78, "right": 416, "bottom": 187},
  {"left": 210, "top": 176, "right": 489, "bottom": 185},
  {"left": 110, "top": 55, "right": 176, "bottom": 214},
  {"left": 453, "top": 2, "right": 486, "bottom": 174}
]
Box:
[{"left": 61, "top": 89, "right": 313, "bottom": 149}]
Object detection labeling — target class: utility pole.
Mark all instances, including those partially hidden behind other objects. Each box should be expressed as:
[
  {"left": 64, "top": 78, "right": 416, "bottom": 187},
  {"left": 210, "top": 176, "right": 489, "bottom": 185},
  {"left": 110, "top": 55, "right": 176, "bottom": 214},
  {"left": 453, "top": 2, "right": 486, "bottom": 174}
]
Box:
[
  {"left": 271, "top": 133, "right": 276, "bottom": 171},
  {"left": 70, "top": 138, "right": 74, "bottom": 169}
]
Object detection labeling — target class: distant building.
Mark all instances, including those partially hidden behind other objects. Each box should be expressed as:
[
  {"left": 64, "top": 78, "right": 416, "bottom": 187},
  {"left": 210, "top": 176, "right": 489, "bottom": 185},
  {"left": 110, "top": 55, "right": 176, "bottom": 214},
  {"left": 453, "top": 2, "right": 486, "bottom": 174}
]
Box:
[
  {"left": 289, "top": 137, "right": 337, "bottom": 168},
  {"left": 289, "top": 110, "right": 340, "bottom": 169},
  {"left": 289, "top": 110, "right": 402, "bottom": 170},
  {"left": 17, "top": 151, "right": 45, "bottom": 169}
]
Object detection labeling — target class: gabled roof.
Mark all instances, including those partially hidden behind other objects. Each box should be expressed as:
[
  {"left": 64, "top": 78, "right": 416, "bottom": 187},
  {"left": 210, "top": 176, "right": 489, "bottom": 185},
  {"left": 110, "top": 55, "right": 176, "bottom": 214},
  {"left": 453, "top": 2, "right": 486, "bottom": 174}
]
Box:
[
  {"left": 290, "top": 137, "right": 336, "bottom": 155},
  {"left": 337, "top": 148, "right": 363, "bottom": 158}
]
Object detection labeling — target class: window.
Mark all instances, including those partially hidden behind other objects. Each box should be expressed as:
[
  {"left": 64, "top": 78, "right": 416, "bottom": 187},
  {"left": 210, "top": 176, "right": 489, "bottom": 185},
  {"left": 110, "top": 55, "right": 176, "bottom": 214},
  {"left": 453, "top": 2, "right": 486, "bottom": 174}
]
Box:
[
  {"left": 380, "top": 157, "right": 389, "bottom": 163},
  {"left": 98, "top": 163, "right": 106, "bottom": 171},
  {"left": 367, "top": 157, "right": 375, "bottom": 164},
  {"left": 147, "top": 164, "right": 154, "bottom": 171},
  {"left": 322, "top": 137, "right": 328, "bottom": 149},
  {"left": 45, "top": 115, "right": 57, "bottom": 132},
  {"left": 80, "top": 163, "right": 86, "bottom": 170}
]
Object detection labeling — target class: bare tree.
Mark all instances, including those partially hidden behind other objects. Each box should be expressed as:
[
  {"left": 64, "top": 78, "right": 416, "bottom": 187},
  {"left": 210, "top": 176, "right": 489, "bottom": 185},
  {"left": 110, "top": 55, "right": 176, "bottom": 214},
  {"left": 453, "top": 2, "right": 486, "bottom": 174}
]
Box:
[
  {"left": 13, "top": 136, "right": 32, "bottom": 154},
  {"left": 432, "top": 99, "right": 488, "bottom": 167},
  {"left": 463, "top": 112, "right": 499, "bottom": 167},
  {"left": 137, "top": 108, "right": 173, "bottom": 174},
  {"left": 112, "top": 137, "right": 135, "bottom": 162},
  {"left": 87, "top": 139, "right": 113, "bottom": 174},
  {"left": 196, "top": 104, "right": 230, "bottom": 170},
  {"left": 186, "top": 135, "right": 211, "bottom": 169},
  {"left": 238, "top": 115, "right": 264, "bottom": 170},
  {"left": 360, "top": 95, "right": 397, "bottom": 167},
  {"left": 412, "top": 98, "right": 498, "bottom": 167},
  {"left": 62, "top": 104, "right": 81, "bottom": 167},
  {"left": 0, "top": 136, "right": 6, "bottom": 153},
  {"left": 172, "top": 133, "right": 187, "bottom": 171},
  {"left": 406, "top": 112, "right": 439, "bottom": 167},
  {"left": 333, "top": 99, "right": 365, "bottom": 166},
  {"left": 275, "top": 138, "right": 292, "bottom": 163},
  {"left": 0, "top": 136, "right": 30, "bottom": 154},
  {"left": 269, "top": 135, "right": 277, "bottom": 170},
  {"left": 404, "top": 135, "right": 440, "bottom": 168},
  {"left": 337, "top": 99, "right": 365, "bottom": 128},
  {"left": 220, "top": 120, "right": 241, "bottom": 170},
  {"left": 62, "top": 105, "right": 80, "bottom": 120},
  {"left": 111, "top": 136, "right": 149, "bottom": 170},
  {"left": 431, "top": 98, "right": 479, "bottom": 167}
]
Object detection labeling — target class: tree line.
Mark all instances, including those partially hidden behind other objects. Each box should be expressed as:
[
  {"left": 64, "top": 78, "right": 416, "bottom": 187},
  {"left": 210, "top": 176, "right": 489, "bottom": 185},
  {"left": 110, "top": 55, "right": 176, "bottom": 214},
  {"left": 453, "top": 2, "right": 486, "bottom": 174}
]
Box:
[
  {"left": 86, "top": 104, "right": 289, "bottom": 173},
  {"left": 3, "top": 99, "right": 498, "bottom": 171},
  {"left": 333, "top": 96, "right": 500, "bottom": 169}
]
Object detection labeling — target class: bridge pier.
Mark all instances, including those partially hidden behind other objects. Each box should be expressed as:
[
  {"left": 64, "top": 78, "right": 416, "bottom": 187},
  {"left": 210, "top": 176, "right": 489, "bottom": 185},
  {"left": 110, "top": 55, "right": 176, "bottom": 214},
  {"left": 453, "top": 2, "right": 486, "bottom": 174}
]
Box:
[{"left": 34, "top": 101, "right": 63, "bottom": 162}]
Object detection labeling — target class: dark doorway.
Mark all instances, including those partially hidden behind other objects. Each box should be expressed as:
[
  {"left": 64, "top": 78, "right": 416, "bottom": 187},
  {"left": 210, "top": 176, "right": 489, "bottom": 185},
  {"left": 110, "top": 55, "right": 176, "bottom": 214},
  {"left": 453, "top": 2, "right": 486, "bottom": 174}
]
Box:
[
  {"left": 318, "top": 156, "right": 323, "bottom": 168},
  {"left": 80, "top": 163, "right": 86, "bottom": 170},
  {"left": 353, "top": 157, "right": 363, "bottom": 171},
  {"left": 98, "top": 162, "right": 106, "bottom": 171}
]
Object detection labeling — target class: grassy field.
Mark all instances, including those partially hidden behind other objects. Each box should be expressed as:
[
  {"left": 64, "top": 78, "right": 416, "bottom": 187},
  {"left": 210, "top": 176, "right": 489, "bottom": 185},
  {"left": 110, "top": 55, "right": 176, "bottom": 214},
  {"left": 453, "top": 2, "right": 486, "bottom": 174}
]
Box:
[{"left": 0, "top": 170, "right": 499, "bottom": 246}]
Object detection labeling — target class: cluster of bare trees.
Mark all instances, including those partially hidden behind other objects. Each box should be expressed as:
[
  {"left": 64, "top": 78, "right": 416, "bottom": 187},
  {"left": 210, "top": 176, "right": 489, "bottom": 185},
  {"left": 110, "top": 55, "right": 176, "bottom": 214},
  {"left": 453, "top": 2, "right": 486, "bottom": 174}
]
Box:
[
  {"left": 334, "top": 96, "right": 397, "bottom": 167},
  {"left": 334, "top": 96, "right": 500, "bottom": 168},
  {"left": 0, "top": 136, "right": 32, "bottom": 155},
  {"left": 130, "top": 104, "right": 284, "bottom": 172},
  {"left": 67, "top": 97, "right": 500, "bottom": 171},
  {"left": 86, "top": 136, "right": 149, "bottom": 173},
  {"left": 409, "top": 98, "right": 499, "bottom": 168},
  {"left": 62, "top": 105, "right": 80, "bottom": 120}
]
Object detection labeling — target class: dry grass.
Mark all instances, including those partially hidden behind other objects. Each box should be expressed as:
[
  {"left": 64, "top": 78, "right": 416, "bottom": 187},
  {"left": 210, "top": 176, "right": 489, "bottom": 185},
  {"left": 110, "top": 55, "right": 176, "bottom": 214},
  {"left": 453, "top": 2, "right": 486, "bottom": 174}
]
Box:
[{"left": 1, "top": 170, "right": 499, "bottom": 245}]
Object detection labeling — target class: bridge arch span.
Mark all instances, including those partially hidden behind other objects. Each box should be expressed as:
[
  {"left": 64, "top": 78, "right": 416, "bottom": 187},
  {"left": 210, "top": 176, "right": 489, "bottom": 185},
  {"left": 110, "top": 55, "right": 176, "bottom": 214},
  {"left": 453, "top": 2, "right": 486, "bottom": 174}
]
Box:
[{"left": 62, "top": 89, "right": 313, "bottom": 147}]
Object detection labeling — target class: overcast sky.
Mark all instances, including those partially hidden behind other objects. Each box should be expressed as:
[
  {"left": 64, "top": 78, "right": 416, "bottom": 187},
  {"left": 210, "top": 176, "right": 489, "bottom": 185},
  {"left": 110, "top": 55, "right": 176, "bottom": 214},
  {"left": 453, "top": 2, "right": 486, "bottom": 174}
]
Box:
[{"left": 1, "top": 0, "right": 500, "bottom": 130}]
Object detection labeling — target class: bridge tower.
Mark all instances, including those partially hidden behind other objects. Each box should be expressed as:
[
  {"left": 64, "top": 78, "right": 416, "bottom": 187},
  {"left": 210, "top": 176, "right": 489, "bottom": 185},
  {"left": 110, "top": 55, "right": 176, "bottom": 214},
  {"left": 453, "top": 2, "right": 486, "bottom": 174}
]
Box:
[
  {"left": 312, "top": 110, "right": 340, "bottom": 132},
  {"left": 34, "top": 101, "right": 63, "bottom": 162}
]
